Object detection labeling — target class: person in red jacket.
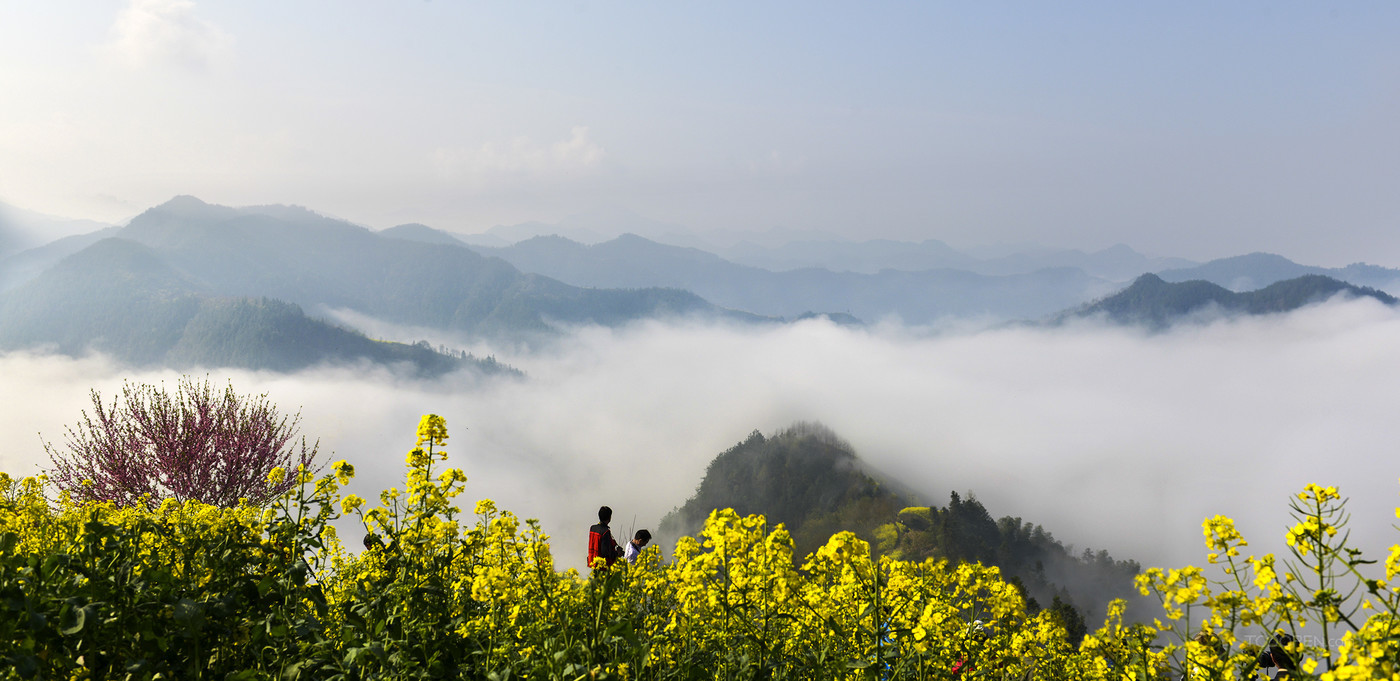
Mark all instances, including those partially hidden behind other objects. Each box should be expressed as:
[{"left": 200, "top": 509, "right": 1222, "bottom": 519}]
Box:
[{"left": 587, "top": 505, "right": 624, "bottom": 569}]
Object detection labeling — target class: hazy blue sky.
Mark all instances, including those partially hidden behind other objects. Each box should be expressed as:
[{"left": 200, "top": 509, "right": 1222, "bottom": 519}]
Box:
[{"left": 2, "top": 1, "right": 1397, "bottom": 264}]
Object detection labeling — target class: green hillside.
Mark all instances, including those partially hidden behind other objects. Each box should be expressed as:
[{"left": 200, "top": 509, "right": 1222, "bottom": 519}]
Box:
[
  {"left": 661, "top": 423, "right": 1143, "bottom": 636},
  {"left": 660, "top": 423, "right": 909, "bottom": 560}
]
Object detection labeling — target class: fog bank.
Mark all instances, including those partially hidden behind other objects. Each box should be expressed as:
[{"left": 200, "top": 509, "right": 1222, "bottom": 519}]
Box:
[{"left": 3, "top": 299, "right": 1399, "bottom": 574}]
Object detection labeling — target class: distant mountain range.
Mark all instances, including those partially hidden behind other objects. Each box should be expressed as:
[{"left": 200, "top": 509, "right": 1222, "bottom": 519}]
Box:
[
  {"left": 390, "top": 224, "right": 1400, "bottom": 326},
  {"left": 1066, "top": 273, "right": 1398, "bottom": 328},
  {"left": 0, "top": 201, "right": 111, "bottom": 261},
  {"left": 442, "top": 233, "right": 1122, "bottom": 324},
  {"left": 463, "top": 215, "right": 1197, "bottom": 280},
  {"left": 0, "top": 226, "right": 121, "bottom": 292},
  {"left": 1158, "top": 252, "right": 1400, "bottom": 292},
  {"left": 0, "top": 237, "right": 502, "bottom": 376},
  {"left": 455, "top": 207, "right": 720, "bottom": 250},
  {"left": 718, "top": 239, "right": 1197, "bottom": 280},
  {"left": 449, "top": 214, "right": 1400, "bottom": 293},
  {"left": 0, "top": 196, "right": 756, "bottom": 374},
  {"left": 5, "top": 196, "right": 1400, "bottom": 375}
]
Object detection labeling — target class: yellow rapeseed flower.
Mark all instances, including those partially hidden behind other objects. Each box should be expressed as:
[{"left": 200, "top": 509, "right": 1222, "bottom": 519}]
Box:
[
  {"left": 332, "top": 459, "right": 355, "bottom": 484},
  {"left": 416, "top": 413, "right": 449, "bottom": 447}
]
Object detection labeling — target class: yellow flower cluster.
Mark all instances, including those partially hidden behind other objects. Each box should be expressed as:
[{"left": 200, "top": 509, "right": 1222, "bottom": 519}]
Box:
[
  {"left": 7, "top": 418, "right": 1400, "bottom": 680},
  {"left": 1204, "top": 514, "right": 1247, "bottom": 564},
  {"left": 1133, "top": 478, "right": 1400, "bottom": 681}
]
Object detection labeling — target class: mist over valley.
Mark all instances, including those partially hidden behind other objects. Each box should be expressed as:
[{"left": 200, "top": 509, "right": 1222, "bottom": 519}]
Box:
[{"left": 4, "top": 290, "right": 1398, "bottom": 582}]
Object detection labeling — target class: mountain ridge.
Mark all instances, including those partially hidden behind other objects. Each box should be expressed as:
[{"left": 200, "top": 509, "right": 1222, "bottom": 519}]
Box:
[
  {"left": 1, "top": 196, "right": 755, "bottom": 374},
  {"left": 108, "top": 196, "right": 750, "bottom": 338},
  {"left": 469, "top": 232, "right": 1120, "bottom": 323},
  {"left": 1157, "top": 252, "right": 1400, "bottom": 293},
  {"left": 8, "top": 197, "right": 1400, "bottom": 351},
  {"left": 1066, "top": 272, "right": 1398, "bottom": 328}
]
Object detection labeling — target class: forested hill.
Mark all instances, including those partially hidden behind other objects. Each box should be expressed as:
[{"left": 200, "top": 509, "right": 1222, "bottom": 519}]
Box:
[
  {"left": 1066, "top": 273, "right": 1397, "bottom": 328},
  {"left": 660, "top": 423, "right": 911, "bottom": 560},
  {"left": 660, "top": 424, "right": 1143, "bottom": 636}
]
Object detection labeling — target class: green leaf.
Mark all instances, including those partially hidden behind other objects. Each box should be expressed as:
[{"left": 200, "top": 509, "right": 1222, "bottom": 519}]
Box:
[
  {"left": 41, "top": 553, "right": 65, "bottom": 578},
  {"left": 59, "top": 605, "right": 86, "bottom": 635},
  {"left": 266, "top": 619, "right": 289, "bottom": 638},
  {"left": 281, "top": 659, "right": 309, "bottom": 680}
]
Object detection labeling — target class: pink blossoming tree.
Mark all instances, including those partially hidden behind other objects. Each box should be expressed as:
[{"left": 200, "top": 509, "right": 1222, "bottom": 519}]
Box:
[{"left": 45, "top": 377, "right": 320, "bottom": 508}]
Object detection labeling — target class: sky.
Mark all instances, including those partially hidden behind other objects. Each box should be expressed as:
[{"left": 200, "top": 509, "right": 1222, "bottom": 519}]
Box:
[
  {"left": 4, "top": 301, "right": 1400, "bottom": 574},
  {"left": 1, "top": 1, "right": 1399, "bottom": 265}
]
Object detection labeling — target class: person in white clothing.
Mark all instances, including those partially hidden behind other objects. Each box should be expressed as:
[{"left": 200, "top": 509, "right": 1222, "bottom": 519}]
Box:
[{"left": 624, "top": 529, "right": 651, "bottom": 564}]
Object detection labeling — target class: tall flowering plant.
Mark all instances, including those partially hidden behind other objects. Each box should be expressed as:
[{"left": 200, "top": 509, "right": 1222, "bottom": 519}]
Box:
[
  {"left": 1131, "top": 482, "right": 1400, "bottom": 680},
  {"left": 44, "top": 376, "right": 320, "bottom": 508}
]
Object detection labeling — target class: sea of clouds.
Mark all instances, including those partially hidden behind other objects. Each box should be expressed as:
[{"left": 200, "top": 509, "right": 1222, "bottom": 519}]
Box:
[{"left": 3, "top": 298, "right": 1399, "bottom": 577}]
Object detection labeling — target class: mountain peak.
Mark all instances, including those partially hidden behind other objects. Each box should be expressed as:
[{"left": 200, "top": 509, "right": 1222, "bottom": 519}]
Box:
[
  {"left": 1231, "top": 251, "right": 1297, "bottom": 264},
  {"left": 1126, "top": 272, "right": 1167, "bottom": 288},
  {"left": 139, "top": 195, "right": 237, "bottom": 224},
  {"left": 379, "top": 223, "right": 466, "bottom": 246},
  {"left": 157, "top": 195, "right": 211, "bottom": 210}
]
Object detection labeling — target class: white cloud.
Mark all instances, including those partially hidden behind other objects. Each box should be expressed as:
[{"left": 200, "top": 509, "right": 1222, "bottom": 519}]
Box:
[
  {"left": 104, "top": 0, "right": 233, "bottom": 71},
  {"left": 433, "top": 126, "right": 605, "bottom": 183},
  {"left": 550, "top": 126, "right": 606, "bottom": 169},
  {"left": 4, "top": 300, "right": 1399, "bottom": 577}
]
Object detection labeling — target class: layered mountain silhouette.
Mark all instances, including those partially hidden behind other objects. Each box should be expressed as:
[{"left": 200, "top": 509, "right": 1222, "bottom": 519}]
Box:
[
  {"left": 109, "top": 197, "right": 735, "bottom": 335},
  {"left": 721, "top": 239, "right": 1196, "bottom": 280},
  {"left": 372, "top": 220, "right": 1400, "bottom": 326},
  {"left": 7, "top": 196, "right": 1400, "bottom": 371},
  {"left": 464, "top": 215, "right": 1196, "bottom": 280},
  {"left": 0, "top": 201, "right": 111, "bottom": 261},
  {"left": 0, "top": 196, "right": 754, "bottom": 374},
  {"left": 0, "top": 226, "right": 121, "bottom": 292},
  {"left": 462, "top": 233, "right": 1120, "bottom": 323},
  {"left": 0, "top": 237, "right": 489, "bottom": 375},
  {"left": 1067, "top": 273, "right": 1398, "bottom": 328},
  {"left": 1157, "top": 252, "right": 1400, "bottom": 292}
]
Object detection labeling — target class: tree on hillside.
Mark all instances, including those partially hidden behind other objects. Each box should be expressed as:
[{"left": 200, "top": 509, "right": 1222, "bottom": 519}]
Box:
[
  {"left": 44, "top": 377, "right": 320, "bottom": 508},
  {"left": 660, "top": 423, "right": 914, "bottom": 559}
]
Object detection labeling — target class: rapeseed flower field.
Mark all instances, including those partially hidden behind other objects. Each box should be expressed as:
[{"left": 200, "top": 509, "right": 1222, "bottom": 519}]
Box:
[{"left": 2, "top": 415, "right": 1397, "bottom": 679}]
